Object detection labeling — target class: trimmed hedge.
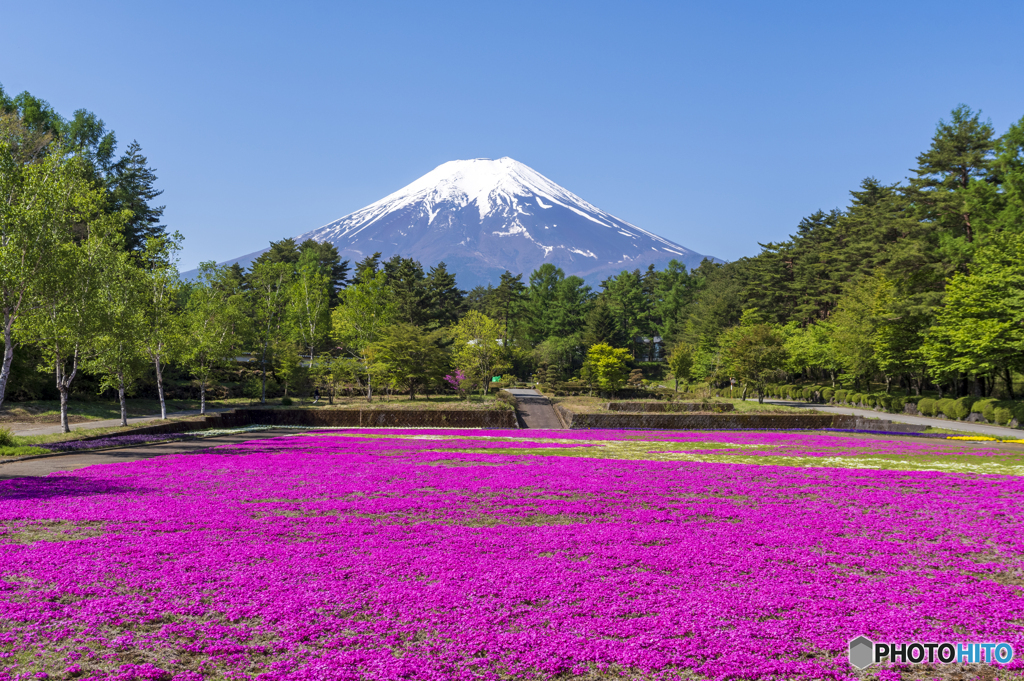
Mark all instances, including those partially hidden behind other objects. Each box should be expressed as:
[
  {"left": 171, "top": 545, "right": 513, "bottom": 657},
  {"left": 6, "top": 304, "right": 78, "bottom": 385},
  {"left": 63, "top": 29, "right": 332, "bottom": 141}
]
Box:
[
  {"left": 775, "top": 384, "right": 1021, "bottom": 427},
  {"left": 918, "top": 398, "right": 936, "bottom": 416}
]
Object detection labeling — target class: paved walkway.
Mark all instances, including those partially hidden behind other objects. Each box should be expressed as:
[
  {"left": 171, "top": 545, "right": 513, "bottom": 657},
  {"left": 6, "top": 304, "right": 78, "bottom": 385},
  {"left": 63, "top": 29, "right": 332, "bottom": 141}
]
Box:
[
  {"left": 0, "top": 430, "right": 299, "bottom": 479},
  {"left": 5, "top": 408, "right": 231, "bottom": 437},
  {"left": 507, "top": 389, "right": 564, "bottom": 429},
  {"left": 762, "top": 400, "right": 1023, "bottom": 437}
]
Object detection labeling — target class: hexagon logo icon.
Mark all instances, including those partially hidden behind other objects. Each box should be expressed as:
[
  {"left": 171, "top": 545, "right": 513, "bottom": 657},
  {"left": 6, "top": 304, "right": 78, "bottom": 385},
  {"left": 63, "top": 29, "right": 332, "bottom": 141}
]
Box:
[{"left": 848, "top": 636, "right": 875, "bottom": 670}]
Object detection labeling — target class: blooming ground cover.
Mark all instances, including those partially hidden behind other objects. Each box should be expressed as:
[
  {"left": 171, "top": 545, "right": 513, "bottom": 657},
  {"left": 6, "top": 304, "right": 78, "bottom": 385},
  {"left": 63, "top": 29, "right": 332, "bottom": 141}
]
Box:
[{"left": 1, "top": 430, "right": 1024, "bottom": 680}]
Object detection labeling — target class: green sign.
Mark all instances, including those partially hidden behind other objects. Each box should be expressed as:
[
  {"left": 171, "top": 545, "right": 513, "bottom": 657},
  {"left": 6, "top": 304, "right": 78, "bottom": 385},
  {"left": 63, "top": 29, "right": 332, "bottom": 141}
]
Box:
[{"left": 491, "top": 376, "right": 502, "bottom": 382}]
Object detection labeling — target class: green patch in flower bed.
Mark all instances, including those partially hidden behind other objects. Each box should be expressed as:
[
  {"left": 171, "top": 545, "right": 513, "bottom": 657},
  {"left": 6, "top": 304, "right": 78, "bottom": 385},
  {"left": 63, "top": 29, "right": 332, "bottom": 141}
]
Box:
[{"left": 0, "top": 445, "right": 47, "bottom": 457}]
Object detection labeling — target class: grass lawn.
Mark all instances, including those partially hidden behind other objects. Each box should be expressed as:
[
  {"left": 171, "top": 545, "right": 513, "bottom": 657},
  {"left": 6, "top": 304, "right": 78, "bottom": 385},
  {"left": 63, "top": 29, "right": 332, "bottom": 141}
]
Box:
[
  {"left": 0, "top": 394, "right": 510, "bottom": 425},
  {"left": 0, "top": 397, "right": 240, "bottom": 424},
  {"left": 551, "top": 394, "right": 816, "bottom": 414},
  {"left": 3, "top": 428, "right": 1024, "bottom": 679}
]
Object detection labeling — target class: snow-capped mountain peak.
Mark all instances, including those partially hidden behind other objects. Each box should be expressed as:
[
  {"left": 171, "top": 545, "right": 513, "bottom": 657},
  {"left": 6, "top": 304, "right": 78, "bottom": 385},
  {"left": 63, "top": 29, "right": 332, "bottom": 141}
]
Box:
[{"left": 211, "top": 158, "right": 713, "bottom": 287}]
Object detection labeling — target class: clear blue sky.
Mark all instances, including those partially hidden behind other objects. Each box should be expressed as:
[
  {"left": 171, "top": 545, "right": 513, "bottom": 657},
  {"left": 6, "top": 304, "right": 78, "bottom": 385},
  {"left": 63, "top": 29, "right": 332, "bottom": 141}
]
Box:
[{"left": 4, "top": 0, "right": 1023, "bottom": 271}]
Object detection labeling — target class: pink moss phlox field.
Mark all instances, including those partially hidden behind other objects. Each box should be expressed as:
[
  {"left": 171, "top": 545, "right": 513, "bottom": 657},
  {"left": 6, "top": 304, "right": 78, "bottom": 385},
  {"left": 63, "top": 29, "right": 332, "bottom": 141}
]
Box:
[
  {"left": 328, "top": 428, "right": 1018, "bottom": 458},
  {"left": 2, "top": 431, "right": 1024, "bottom": 681}
]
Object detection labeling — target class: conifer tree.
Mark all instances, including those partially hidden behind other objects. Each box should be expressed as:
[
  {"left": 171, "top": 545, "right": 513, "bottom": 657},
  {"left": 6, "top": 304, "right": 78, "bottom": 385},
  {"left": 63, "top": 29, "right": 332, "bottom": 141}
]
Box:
[
  {"left": 424, "top": 262, "right": 465, "bottom": 330},
  {"left": 107, "top": 141, "right": 166, "bottom": 252}
]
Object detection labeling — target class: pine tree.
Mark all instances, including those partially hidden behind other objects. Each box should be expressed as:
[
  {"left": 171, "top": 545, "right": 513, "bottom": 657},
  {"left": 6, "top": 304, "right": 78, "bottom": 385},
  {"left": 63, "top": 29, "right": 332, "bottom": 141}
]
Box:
[
  {"left": 299, "top": 240, "right": 349, "bottom": 302},
  {"left": 583, "top": 296, "right": 625, "bottom": 348},
  {"left": 107, "top": 141, "right": 167, "bottom": 252},
  {"left": 253, "top": 238, "right": 300, "bottom": 268},
  {"left": 908, "top": 105, "right": 996, "bottom": 267},
  {"left": 352, "top": 252, "right": 382, "bottom": 284},
  {"left": 424, "top": 262, "right": 465, "bottom": 330},
  {"left": 383, "top": 256, "right": 427, "bottom": 325},
  {"left": 492, "top": 271, "right": 526, "bottom": 345}
]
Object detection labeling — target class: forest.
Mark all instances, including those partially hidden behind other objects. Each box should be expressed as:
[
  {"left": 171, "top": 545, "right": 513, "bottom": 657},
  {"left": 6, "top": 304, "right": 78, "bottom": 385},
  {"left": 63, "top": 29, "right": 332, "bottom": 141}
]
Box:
[{"left": 3, "top": 82, "right": 1023, "bottom": 430}]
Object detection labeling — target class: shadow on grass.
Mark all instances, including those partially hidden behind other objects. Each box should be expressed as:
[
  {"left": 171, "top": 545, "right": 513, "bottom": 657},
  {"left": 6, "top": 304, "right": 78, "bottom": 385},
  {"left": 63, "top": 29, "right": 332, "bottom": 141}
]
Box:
[{"left": 0, "top": 475, "right": 144, "bottom": 500}]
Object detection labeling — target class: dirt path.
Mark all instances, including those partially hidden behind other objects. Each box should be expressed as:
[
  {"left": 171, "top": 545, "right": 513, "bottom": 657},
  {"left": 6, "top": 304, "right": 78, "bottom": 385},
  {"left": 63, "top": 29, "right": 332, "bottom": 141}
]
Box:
[
  {"left": 507, "top": 389, "right": 564, "bottom": 429},
  {"left": 4, "top": 408, "right": 232, "bottom": 437},
  {"left": 0, "top": 430, "right": 302, "bottom": 479},
  {"left": 762, "top": 400, "right": 1022, "bottom": 437}
]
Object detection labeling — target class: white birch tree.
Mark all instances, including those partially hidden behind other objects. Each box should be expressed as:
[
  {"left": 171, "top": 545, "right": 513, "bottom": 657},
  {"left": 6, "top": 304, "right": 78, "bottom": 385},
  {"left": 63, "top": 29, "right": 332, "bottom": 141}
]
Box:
[
  {"left": 139, "top": 234, "right": 183, "bottom": 419},
  {"left": 0, "top": 139, "right": 99, "bottom": 411},
  {"left": 84, "top": 245, "right": 147, "bottom": 426},
  {"left": 183, "top": 262, "right": 247, "bottom": 414}
]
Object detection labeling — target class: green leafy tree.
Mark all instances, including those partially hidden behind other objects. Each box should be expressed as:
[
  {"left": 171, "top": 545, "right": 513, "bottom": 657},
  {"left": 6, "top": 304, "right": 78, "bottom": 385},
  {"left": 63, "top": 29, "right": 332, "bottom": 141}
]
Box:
[
  {"left": 138, "top": 235, "right": 184, "bottom": 419},
  {"left": 666, "top": 344, "right": 694, "bottom": 392},
  {"left": 448, "top": 310, "right": 502, "bottom": 395},
  {"left": 0, "top": 141, "right": 101, "bottom": 410},
  {"left": 923, "top": 233, "right": 1024, "bottom": 398},
  {"left": 871, "top": 278, "right": 928, "bottom": 394},
  {"left": 248, "top": 260, "right": 292, "bottom": 403},
  {"left": 720, "top": 324, "right": 788, "bottom": 403},
  {"left": 829, "top": 277, "right": 880, "bottom": 388},
  {"left": 183, "top": 262, "right": 248, "bottom": 414},
  {"left": 371, "top": 323, "right": 449, "bottom": 399},
  {"left": 582, "top": 343, "right": 632, "bottom": 392},
  {"left": 330, "top": 269, "right": 396, "bottom": 401},
  {"left": 309, "top": 353, "right": 361, "bottom": 403},
  {"left": 85, "top": 246, "right": 146, "bottom": 426},
  {"left": 781, "top": 321, "right": 843, "bottom": 387},
  {"left": 20, "top": 216, "right": 121, "bottom": 432},
  {"left": 289, "top": 250, "right": 332, "bottom": 363}
]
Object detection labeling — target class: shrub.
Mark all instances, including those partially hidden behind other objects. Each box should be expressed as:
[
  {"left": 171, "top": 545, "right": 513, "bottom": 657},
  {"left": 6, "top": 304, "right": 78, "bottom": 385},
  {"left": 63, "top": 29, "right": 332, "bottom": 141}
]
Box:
[
  {"left": 1009, "top": 401, "right": 1024, "bottom": 422},
  {"left": 280, "top": 396, "right": 293, "bottom": 406},
  {"left": 864, "top": 395, "right": 877, "bottom": 407},
  {"left": 877, "top": 396, "right": 892, "bottom": 411},
  {"left": 940, "top": 397, "right": 976, "bottom": 421},
  {"left": 822, "top": 388, "right": 834, "bottom": 402},
  {"left": 917, "top": 398, "right": 936, "bottom": 416},
  {"left": 936, "top": 398, "right": 956, "bottom": 419},
  {"left": 956, "top": 396, "right": 977, "bottom": 420},
  {"left": 995, "top": 407, "right": 1013, "bottom": 426},
  {"left": 973, "top": 398, "right": 997, "bottom": 423},
  {"left": 834, "top": 389, "right": 847, "bottom": 403},
  {"left": 0, "top": 427, "right": 15, "bottom": 448},
  {"left": 889, "top": 396, "right": 906, "bottom": 413},
  {"left": 494, "top": 390, "right": 518, "bottom": 409}
]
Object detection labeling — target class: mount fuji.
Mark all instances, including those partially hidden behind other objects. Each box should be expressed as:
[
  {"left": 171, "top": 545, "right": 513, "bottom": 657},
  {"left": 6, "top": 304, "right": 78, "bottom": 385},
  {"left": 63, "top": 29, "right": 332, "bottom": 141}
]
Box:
[{"left": 210, "top": 157, "right": 714, "bottom": 287}]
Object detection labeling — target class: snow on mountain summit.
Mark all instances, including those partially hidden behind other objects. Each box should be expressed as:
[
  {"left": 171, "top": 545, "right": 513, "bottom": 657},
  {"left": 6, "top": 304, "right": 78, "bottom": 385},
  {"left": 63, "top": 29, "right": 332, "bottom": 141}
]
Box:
[{"left": 209, "top": 158, "right": 713, "bottom": 287}]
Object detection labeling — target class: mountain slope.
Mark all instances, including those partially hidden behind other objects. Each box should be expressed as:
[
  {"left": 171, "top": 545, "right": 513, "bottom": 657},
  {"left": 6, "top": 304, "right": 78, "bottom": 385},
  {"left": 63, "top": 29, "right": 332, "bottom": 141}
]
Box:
[{"left": 202, "top": 158, "right": 714, "bottom": 287}]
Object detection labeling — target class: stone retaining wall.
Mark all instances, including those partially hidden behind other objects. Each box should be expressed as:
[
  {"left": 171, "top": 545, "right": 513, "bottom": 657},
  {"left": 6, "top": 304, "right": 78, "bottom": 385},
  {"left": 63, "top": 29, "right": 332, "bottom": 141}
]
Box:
[
  {"left": 606, "top": 402, "right": 734, "bottom": 413},
  {"left": 236, "top": 409, "right": 517, "bottom": 429},
  {"left": 77, "top": 408, "right": 517, "bottom": 441},
  {"left": 555, "top": 405, "right": 851, "bottom": 430}
]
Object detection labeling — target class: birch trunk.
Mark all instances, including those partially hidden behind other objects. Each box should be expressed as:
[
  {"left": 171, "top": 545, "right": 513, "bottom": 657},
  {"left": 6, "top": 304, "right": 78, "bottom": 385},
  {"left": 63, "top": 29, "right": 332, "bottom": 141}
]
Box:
[
  {"left": 59, "top": 386, "right": 70, "bottom": 433},
  {"left": 154, "top": 351, "right": 166, "bottom": 419},
  {"left": 260, "top": 341, "right": 268, "bottom": 404},
  {"left": 118, "top": 370, "right": 128, "bottom": 427},
  {"left": 200, "top": 380, "right": 206, "bottom": 415},
  {"left": 0, "top": 316, "right": 14, "bottom": 412},
  {"left": 55, "top": 351, "right": 78, "bottom": 434}
]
